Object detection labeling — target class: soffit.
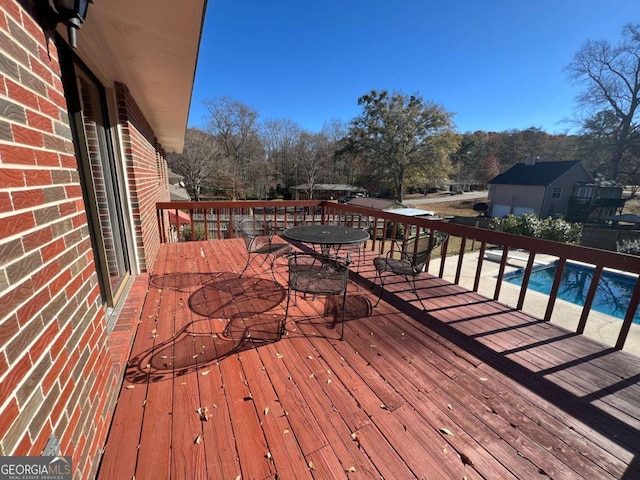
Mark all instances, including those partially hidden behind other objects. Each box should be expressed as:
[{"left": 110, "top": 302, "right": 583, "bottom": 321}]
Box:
[{"left": 67, "top": 0, "right": 207, "bottom": 153}]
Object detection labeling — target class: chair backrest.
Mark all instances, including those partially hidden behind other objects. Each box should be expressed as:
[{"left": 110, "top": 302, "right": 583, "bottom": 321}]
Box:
[
  {"left": 401, "top": 231, "right": 448, "bottom": 271},
  {"left": 287, "top": 253, "right": 350, "bottom": 295},
  {"left": 236, "top": 218, "right": 272, "bottom": 252}
]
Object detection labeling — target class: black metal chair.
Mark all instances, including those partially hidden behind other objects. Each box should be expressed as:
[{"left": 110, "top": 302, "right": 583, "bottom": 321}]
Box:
[
  {"left": 372, "top": 231, "right": 448, "bottom": 310},
  {"left": 235, "top": 217, "right": 291, "bottom": 282},
  {"left": 329, "top": 214, "right": 370, "bottom": 271},
  {"left": 284, "top": 252, "right": 351, "bottom": 340}
]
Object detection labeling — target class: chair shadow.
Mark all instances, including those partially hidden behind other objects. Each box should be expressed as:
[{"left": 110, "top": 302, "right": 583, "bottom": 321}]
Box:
[
  {"left": 290, "top": 294, "right": 373, "bottom": 337},
  {"left": 125, "top": 272, "right": 287, "bottom": 383}
]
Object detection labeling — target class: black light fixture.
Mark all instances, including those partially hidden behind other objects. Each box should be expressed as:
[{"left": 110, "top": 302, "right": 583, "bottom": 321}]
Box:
[{"left": 47, "top": 0, "right": 92, "bottom": 49}]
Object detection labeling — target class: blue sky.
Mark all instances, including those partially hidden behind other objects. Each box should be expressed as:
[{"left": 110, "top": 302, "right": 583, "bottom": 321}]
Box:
[{"left": 188, "top": 0, "right": 638, "bottom": 135}]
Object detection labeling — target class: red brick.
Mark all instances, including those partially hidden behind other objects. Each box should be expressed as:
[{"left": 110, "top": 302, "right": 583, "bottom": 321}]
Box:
[
  {"left": 51, "top": 324, "right": 71, "bottom": 359},
  {"left": 51, "top": 377, "right": 74, "bottom": 426},
  {"left": 0, "top": 144, "right": 37, "bottom": 165},
  {"left": 0, "top": 211, "right": 35, "bottom": 237},
  {"left": 26, "top": 109, "right": 53, "bottom": 132},
  {"left": 12, "top": 124, "right": 44, "bottom": 147},
  {"left": 29, "top": 319, "right": 58, "bottom": 362},
  {"left": 0, "top": 11, "right": 7, "bottom": 32},
  {"left": 64, "top": 184, "right": 82, "bottom": 199},
  {"left": 46, "top": 85, "right": 66, "bottom": 109},
  {"left": 2, "top": 0, "right": 21, "bottom": 24},
  {"left": 30, "top": 422, "right": 52, "bottom": 456},
  {"left": 0, "top": 352, "right": 8, "bottom": 379},
  {"left": 59, "top": 200, "right": 77, "bottom": 216},
  {"left": 31, "top": 262, "right": 59, "bottom": 292},
  {"left": 23, "top": 168, "right": 51, "bottom": 186},
  {"left": 64, "top": 274, "right": 84, "bottom": 300},
  {"left": 11, "top": 188, "right": 45, "bottom": 210},
  {"left": 0, "top": 398, "right": 19, "bottom": 439},
  {"left": 6, "top": 79, "right": 38, "bottom": 110},
  {"left": 34, "top": 149, "right": 59, "bottom": 167},
  {"left": 43, "top": 348, "right": 68, "bottom": 395},
  {"left": 72, "top": 212, "right": 88, "bottom": 228},
  {"left": 14, "top": 431, "right": 32, "bottom": 455},
  {"left": 0, "top": 191, "right": 11, "bottom": 213},
  {"left": 0, "top": 167, "right": 25, "bottom": 186},
  {"left": 36, "top": 95, "right": 59, "bottom": 117},
  {"left": 0, "top": 355, "right": 31, "bottom": 406},
  {"left": 59, "top": 153, "right": 77, "bottom": 169},
  {"left": 17, "top": 288, "right": 51, "bottom": 327},
  {"left": 49, "top": 269, "right": 71, "bottom": 294},
  {"left": 41, "top": 238, "right": 65, "bottom": 263}
]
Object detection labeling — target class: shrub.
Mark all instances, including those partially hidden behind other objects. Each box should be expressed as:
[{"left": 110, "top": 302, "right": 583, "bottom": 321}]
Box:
[
  {"left": 617, "top": 239, "right": 640, "bottom": 256},
  {"left": 181, "top": 224, "right": 207, "bottom": 241},
  {"left": 490, "top": 213, "right": 582, "bottom": 244}
]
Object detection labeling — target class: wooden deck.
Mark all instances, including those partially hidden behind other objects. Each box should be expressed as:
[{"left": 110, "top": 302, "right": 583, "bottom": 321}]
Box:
[{"left": 97, "top": 238, "right": 640, "bottom": 479}]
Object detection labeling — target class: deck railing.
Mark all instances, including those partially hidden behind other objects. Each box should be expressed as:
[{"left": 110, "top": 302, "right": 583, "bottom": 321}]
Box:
[{"left": 157, "top": 200, "right": 640, "bottom": 350}]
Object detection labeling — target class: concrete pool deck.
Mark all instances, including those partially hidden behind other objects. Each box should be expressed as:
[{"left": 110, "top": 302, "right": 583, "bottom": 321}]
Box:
[{"left": 431, "top": 250, "right": 640, "bottom": 358}]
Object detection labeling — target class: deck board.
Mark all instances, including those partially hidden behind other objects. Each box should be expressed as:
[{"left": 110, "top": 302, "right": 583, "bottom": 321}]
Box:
[{"left": 98, "top": 238, "right": 640, "bottom": 479}]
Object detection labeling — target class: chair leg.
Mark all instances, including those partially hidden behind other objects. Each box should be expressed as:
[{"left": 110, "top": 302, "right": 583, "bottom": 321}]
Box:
[
  {"left": 340, "top": 290, "right": 347, "bottom": 340},
  {"left": 373, "top": 271, "right": 386, "bottom": 308}
]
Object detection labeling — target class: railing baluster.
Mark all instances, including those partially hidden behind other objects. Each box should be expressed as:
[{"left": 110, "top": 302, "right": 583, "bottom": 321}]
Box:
[
  {"left": 544, "top": 257, "right": 566, "bottom": 322},
  {"left": 577, "top": 264, "right": 603, "bottom": 334}
]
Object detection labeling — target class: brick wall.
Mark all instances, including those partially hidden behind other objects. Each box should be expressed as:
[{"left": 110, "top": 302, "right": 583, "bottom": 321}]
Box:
[
  {"left": 116, "top": 83, "right": 169, "bottom": 274},
  {"left": 0, "top": 1, "right": 169, "bottom": 478}
]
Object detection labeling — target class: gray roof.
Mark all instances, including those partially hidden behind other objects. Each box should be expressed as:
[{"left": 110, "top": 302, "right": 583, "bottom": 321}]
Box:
[{"left": 489, "top": 160, "right": 586, "bottom": 186}]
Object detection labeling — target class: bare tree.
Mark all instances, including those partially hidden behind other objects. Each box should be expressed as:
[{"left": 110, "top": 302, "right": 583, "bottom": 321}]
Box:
[
  {"left": 566, "top": 23, "right": 640, "bottom": 181},
  {"left": 260, "top": 118, "right": 301, "bottom": 191},
  {"left": 166, "top": 127, "right": 220, "bottom": 201},
  {"left": 295, "top": 132, "right": 331, "bottom": 199},
  {"left": 204, "top": 96, "right": 261, "bottom": 199}
]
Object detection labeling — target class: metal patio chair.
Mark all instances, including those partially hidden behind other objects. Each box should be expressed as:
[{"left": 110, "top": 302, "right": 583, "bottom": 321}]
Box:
[
  {"left": 284, "top": 252, "right": 351, "bottom": 340},
  {"left": 329, "top": 213, "right": 370, "bottom": 271},
  {"left": 372, "top": 231, "right": 448, "bottom": 310},
  {"left": 235, "top": 217, "right": 291, "bottom": 282}
]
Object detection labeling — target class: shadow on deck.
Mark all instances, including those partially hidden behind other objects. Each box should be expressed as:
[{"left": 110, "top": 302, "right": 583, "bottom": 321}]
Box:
[{"left": 98, "top": 239, "right": 640, "bottom": 479}]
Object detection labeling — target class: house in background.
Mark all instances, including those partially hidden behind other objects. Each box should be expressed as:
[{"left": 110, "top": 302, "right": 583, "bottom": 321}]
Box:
[
  {"left": 487, "top": 157, "right": 624, "bottom": 220},
  {"left": 0, "top": 0, "right": 205, "bottom": 476},
  {"left": 293, "top": 183, "right": 366, "bottom": 200}
]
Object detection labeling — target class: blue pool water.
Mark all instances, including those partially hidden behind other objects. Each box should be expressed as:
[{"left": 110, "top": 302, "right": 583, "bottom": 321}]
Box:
[{"left": 505, "top": 262, "right": 640, "bottom": 324}]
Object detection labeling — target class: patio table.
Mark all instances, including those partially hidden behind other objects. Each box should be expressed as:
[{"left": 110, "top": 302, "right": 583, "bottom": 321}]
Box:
[{"left": 283, "top": 224, "right": 369, "bottom": 256}]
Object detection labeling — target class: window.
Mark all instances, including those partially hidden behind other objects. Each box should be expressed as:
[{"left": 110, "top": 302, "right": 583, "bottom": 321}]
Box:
[
  {"left": 551, "top": 186, "right": 562, "bottom": 199},
  {"left": 60, "top": 45, "right": 133, "bottom": 311}
]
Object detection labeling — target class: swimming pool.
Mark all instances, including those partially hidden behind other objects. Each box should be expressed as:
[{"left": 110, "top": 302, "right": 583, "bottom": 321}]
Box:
[{"left": 505, "top": 262, "right": 640, "bottom": 324}]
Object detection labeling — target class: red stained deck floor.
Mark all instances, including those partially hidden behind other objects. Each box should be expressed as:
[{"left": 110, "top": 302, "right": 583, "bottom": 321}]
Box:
[{"left": 98, "top": 239, "right": 640, "bottom": 479}]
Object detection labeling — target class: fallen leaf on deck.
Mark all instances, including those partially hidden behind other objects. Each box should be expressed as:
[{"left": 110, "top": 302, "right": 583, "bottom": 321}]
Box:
[
  {"left": 200, "top": 370, "right": 211, "bottom": 376},
  {"left": 309, "top": 373, "right": 315, "bottom": 378},
  {"left": 326, "top": 378, "right": 332, "bottom": 385},
  {"left": 275, "top": 353, "right": 284, "bottom": 359},
  {"left": 307, "top": 355, "right": 313, "bottom": 359},
  {"left": 212, "top": 403, "right": 217, "bottom": 409},
  {"left": 264, "top": 407, "right": 270, "bottom": 416},
  {"left": 380, "top": 404, "right": 388, "bottom": 410},
  {"left": 350, "top": 432, "right": 358, "bottom": 441},
  {"left": 308, "top": 461, "right": 315, "bottom": 470},
  {"left": 125, "top": 385, "right": 135, "bottom": 390},
  {"left": 439, "top": 428, "right": 454, "bottom": 436},
  {"left": 346, "top": 466, "right": 357, "bottom": 472},
  {"left": 447, "top": 404, "right": 453, "bottom": 410},
  {"left": 194, "top": 435, "right": 202, "bottom": 445},
  {"left": 265, "top": 452, "right": 272, "bottom": 459},
  {"left": 197, "top": 407, "right": 210, "bottom": 421},
  {"left": 479, "top": 377, "right": 488, "bottom": 381}
]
